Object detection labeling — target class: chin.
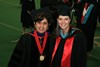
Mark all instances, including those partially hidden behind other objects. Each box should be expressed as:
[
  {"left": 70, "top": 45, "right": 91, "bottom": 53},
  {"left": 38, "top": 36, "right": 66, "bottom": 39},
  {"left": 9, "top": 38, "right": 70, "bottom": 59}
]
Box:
[{"left": 39, "top": 31, "right": 45, "bottom": 33}]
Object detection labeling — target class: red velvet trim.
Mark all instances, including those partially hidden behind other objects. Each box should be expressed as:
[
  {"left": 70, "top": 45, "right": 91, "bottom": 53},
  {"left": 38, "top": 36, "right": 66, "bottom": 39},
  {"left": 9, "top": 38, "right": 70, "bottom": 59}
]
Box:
[
  {"left": 61, "top": 37, "right": 74, "bottom": 67},
  {"left": 29, "top": 30, "right": 48, "bottom": 54},
  {"left": 81, "top": 3, "right": 89, "bottom": 23},
  {"left": 51, "top": 37, "right": 61, "bottom": 61},
  {"left": 52, "top": 36, "right": 74, "bottom": 67}
]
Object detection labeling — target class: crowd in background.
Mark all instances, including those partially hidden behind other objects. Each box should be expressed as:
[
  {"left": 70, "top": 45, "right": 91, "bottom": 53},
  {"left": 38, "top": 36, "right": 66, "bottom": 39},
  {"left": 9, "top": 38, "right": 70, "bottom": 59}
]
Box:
[
  {"left": 20, "top": 0, "right": 99, "bottom": 55},
  {"left": 7, "top": 0, "right": 100, "bottom": 67}
]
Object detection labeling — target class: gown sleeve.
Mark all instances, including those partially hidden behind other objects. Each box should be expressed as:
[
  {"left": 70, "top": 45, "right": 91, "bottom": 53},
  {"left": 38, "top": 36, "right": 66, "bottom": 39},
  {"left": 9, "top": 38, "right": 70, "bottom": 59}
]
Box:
[
  {"left": 7, "top": 34, "right": 31, "bottom": 67},
  {"left": 71, "top": 31, "right": 87, "bottom": 67}
]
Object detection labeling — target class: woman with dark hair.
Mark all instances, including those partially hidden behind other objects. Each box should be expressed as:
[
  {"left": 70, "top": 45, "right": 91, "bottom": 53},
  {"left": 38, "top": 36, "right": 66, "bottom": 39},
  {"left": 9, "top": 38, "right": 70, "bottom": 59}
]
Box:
[{"left": 8, "top": 8, "right": 54, "bottom": 67}]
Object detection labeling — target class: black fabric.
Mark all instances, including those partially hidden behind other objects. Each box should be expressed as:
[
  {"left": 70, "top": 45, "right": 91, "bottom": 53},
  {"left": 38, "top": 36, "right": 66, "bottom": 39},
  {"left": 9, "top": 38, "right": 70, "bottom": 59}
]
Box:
[
  {"left": 51, "top": 5, "right": 71, "bottom": 17},
  {"left": 97, "top": 0, "right": 100, "bottom": 22},
  {"left": 73, "top": 0, "right": 86, "bottom": 20},
  {"left": 40, "top": 0, "right": 73, "bottom": 8},
  {"left": 50, "top": 27, "right": 87, "bottom": 67},
  {"left": 7, "top": 33, "right": 51, "bottom": 67},
  {"left": 58, "top": 0, "right": 73, "bottom": 7},
  {"left": 40, "top": 0, "right": 59, "bottom": 8},
  {"left": 76, "top": 2, "right": 98, "bottom": 52},
  {"left": 39, "top": 38, "right": 43, "bottom": 47},
  {"left": 30, "top": 7, "right": 52, "bottom": 21},
  {"left": 52, "top": 39, "right": 66, "bottom": 67},
  {"left": 20, "top": 0, "right": 36, "bottom": 28}
]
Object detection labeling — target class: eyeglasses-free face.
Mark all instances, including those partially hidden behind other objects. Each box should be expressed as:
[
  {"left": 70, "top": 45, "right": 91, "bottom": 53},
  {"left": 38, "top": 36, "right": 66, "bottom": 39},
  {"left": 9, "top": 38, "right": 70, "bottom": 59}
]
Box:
[
  {"left": 34, "top": 18, "right": 49, "bottom": 34},
  {"left": 57, "top": 15, "right": 71, "bottom": 31}
]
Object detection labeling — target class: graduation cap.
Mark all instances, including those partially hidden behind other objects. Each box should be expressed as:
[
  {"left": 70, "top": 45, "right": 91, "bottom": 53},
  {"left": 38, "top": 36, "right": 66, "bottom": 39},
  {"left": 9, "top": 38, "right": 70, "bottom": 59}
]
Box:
[
  {"left": 30, "top": 7, "right": 53, "bottom": 23},
  {"left": 49, "top": 5, "right": 72, "bottom": 18},
  {"left": 56, "top": 5, "right": 71, "bottom": 17}
]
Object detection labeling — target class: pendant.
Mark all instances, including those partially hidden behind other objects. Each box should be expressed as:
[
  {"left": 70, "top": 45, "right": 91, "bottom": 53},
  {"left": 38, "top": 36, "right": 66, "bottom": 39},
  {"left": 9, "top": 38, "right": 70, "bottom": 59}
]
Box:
[{"left": 40, "top": 55, "right": 45, "bottom": 61}]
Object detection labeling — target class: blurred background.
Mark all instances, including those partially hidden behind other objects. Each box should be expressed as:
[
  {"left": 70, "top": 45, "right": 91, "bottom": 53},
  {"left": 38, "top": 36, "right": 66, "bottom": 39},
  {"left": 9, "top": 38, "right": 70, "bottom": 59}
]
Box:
[{"left": 0, "top": 0, "right": 100, "bottom": 67}]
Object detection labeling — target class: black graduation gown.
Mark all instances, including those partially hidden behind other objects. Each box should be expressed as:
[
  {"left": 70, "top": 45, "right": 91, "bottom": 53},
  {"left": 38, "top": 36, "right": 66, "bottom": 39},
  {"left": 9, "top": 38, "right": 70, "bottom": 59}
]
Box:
[
  {"left": 40, "top": 0, "right": 60, "bottom": 33},
  {"left": 7, "top": 33, "right": 51, "bottom": 67},
  {"left": 20, "top": 0, "right": 23, "bottom": 4},
  {"left": 73, "top": 0, "right": 86, "bottom": 21},
  {"left": 40, "top": 0, "right": 74, "bottom": 8},
  {"left": 21, "top": 0, "right": 36, "bottom": 28},
  {"left": 76, "top": 1, "right": 98, "bottom": 52},
  {"left": 97, "top": 0, "right": 100, "bottom": 22},
  {"left": 40, "top": 0, "right": 59, "bottom": 8},
  {"left": 60, "top": 0, "right": 73, "bottom": 7},
  {"left": 50, "top": 27, "right": 87, "bottom": 67}
]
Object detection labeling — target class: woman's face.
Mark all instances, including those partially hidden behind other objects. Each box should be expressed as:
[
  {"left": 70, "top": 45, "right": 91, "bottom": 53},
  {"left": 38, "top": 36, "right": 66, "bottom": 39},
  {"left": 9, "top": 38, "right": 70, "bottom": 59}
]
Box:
[
  {"left": 57, "top": 15, "right": 71, "bottom": 30},
  {"left": 34, "top": 18, "right": 49, "bottom": 33}
]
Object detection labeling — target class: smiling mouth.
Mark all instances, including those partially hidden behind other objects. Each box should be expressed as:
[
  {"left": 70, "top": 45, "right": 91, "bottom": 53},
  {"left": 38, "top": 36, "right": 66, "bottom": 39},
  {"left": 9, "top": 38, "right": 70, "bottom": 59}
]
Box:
[
  {"left": 61, "top": 24, "right": 66, "bottom": 27},
  {"left": 39, "top": 28, "right": 44, "bottom": 31}
]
